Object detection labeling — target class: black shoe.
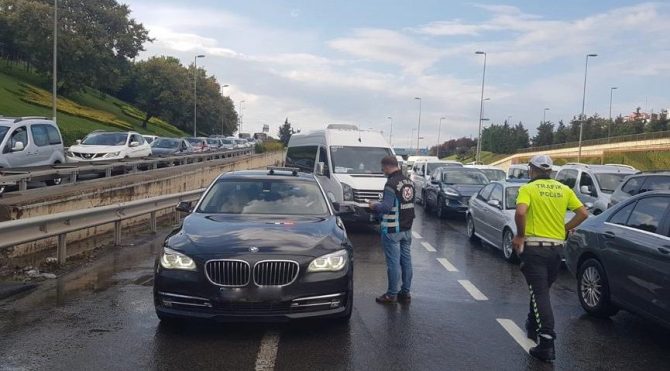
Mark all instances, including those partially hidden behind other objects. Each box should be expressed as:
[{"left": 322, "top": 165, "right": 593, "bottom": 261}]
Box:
[
  {"left": 525, "top": 319, "right": 538, "bottom": 342},
  {"left": 398, "top": 292, "right": 411, "bottom": 304},
  {"left": 529, "top": 335, "right": 555, "bottom": 362},
  {"left": 375, "top": 293, "right": 397, "bottom": 304}
]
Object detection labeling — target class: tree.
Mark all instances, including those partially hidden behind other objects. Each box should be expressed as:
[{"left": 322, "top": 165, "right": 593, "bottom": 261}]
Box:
[
  {"left": 278, "top": 118, "right": 295, "bottom": 145},
  {"left": 553, "top": 120, "right": 569, "bottom": 144},
  {"left": 532, "top": 121, "right": 554, "bottom": 146}
]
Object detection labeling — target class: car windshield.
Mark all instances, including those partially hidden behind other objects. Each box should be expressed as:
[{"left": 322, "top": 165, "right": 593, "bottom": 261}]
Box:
[
  {"left": 186, "top": 138, "right": 203, "bottom": 145},
  {"left": 596, "top": 173, "right": 629, "bottom": 193},
  {"left": 442, "top": 170, "right": 489, "bottom": 185},
  {"left": 81, "top": 133, "right": 127, "bottom": 146},
  {"left": 236, "top": 139, "right": 246, "bottom": 144},
  {"left": 221, "top": 139, "right": 234, "bottom": 144},
  {"left": 505, "top": 187, "right": 520, "bottom": 209},
  {"left": 427, "top": 162, "right": 460, "bottom": 174},
  {"left": 197, "top": 179, "right": 329, "bottom": 215},
  {"left": 0, "top": 126, "right": 9, "bottom": 143},
  {"left": 330, "top": 146, "right": 393, "bottom": 174},
  {"left": 152, "top": 139, "right": 179, "bottom": 148},
  {"left": 207, "top": 139, "right": 219, "bottom": 145},
  {"left": 479, "top": 169, "right": 506, "bottom": 181}
]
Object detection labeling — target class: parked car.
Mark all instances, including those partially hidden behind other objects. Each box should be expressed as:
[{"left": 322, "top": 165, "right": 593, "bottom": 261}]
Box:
[
  {"left": 555, "top": 163, "right": 637, "bottom": 215},
  {"left": 0, "top": 117, "right": 65, "bottom": 193},
  {"left": 66, "top": 131, "right": 151, "bottom": 162},
  {"left": 206, "top": 138, "right": 222, "bottom": 151},
  {"left": 186, "top": 137, "right": 209, "bottom": 153},
  {"left": 142, "top": 135, "right": 158, "bottom": 144},
  {"left": 218, "top": 137, "right": 236, "bottom": 150},
  {"left": 153, "top": 168, "right": 354, "bottom": 323},
  {"left": 150, "top": 138, "right": 194, "bottom": 156},
  {"left": 564, "top": 191, "right": 670, "bottom": 328},
  {"left": 424, "top": 167, "right": 489, "bottom": 218},
  {"left": 465, "top": 164, "right": 506, "bottom": 182},
  {"left": 466, "top": 181, "right": 575, "bottom": 262},
  {"left": 610, "top": 171, "right": 670, "bottom": 207},
  {"left": 412, "top": 160, "right": 463, "bottom": 205},
  {"left": 405, "top": 156, "right": 439, "bottom": 176}
]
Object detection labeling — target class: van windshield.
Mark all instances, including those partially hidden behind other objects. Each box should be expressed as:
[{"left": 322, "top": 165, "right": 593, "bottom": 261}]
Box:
[
  {"left": 0, "top": 126, "right": 9, "bottom": 144},
  {"left": 330, "top": 146, "right": 393, "bottom": 174}
]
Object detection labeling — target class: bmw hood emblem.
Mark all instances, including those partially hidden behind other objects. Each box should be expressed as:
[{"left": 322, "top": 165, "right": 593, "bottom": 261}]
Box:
[{"left": 249, "top": 246, "right": 259, "bottom": 253}]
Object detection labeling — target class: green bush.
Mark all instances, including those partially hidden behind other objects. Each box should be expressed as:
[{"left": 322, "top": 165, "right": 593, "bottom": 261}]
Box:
[{"left": 114, "top": 102, "right": 184, "bottom": 136}]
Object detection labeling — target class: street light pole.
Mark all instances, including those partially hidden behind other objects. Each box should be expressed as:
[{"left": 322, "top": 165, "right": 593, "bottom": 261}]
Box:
[
  {"left": 52, "top": 0, "right": 57, "bottom": 122},
  {"left": 475, "top": 51, "right": 487, "bottom": 164},
  {"left": 193, "top": 54, "right": 205, "bottom": 137},
  {"left": 410, "top": 129, "right": 416, "bottom": 151},
  {"left": 238, "top": 100, "right": 246, "bottom": 135},
  {"left": 608, "top": 87, "right": 618, "bottom": 140},
  {"left": 387, "top": 116, "right": 393, "bottom": 146},
  {"left": 578, "top": 53, "right": 597, "bottom": 162},
  {"left": 437, "top": 117, "right": 445, "bottom": 158},
  {"left": 220, "top": 84, "right": 229, "bottom": 136},
  {"left": 414, "top": 97, "right": 422, "bottom": 155},
  {"left": 543, "top": 108, "right": 550, "bottom": 124}
]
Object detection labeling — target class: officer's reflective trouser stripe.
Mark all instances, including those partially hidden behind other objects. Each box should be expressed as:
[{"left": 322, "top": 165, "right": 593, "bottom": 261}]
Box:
[{"left": 529, "top": 284, "right": 542, "bottom": 331}]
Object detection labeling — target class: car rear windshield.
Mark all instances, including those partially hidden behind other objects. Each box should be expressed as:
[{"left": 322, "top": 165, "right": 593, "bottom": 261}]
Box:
[
  {"left": 197, "top": 179, "right": 329, "bottom": 215},
  {"left": 427, "top": 162, "right": 461, "bottom": 174},
  {"left": 186, "top": 138, "right": 204, "bottom": 145},
  {"left": 330, "top": 146, "right": 393, "bottom": 174},
  {"left": 441, "top": 170, "right": 489, "bottom": 185},
  {"left": 480, "top": 169, "right": 506, "bottom": 182},
  {"left": 505, "top": 187, "right": 520, "bottom": 209},
  {"left": 0, "top": 126, "right": 9, "bottom": 144},
  {"left": 595, "top": 173, "right": 629, "bottom": 193},
  {"left": 81, "top": 133, "right": 127, "bottom": 146},
  {"left": 152, "top": 139, "right": 179, "bottom": 148}
]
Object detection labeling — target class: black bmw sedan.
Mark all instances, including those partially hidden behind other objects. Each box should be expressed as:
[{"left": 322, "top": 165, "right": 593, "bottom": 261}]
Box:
[{"left": 154, "top": 168, "right": 353, "bottom": 322}]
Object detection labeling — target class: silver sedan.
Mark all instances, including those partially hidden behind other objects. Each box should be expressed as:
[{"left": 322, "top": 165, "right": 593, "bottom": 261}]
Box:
[{"left": 466, "top": 181, "right": 574, "bottom": 262}]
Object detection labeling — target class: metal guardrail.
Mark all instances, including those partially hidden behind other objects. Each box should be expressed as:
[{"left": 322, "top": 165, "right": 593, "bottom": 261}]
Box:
[
  {"left": 0, "top": 148, "right": 254, "bottom": 192},
  {"left": 517, "top": 130, "right": 670, "bottom": 154},
  {"left": 0, "top": 189, "right": 205, "bottom": 264}
]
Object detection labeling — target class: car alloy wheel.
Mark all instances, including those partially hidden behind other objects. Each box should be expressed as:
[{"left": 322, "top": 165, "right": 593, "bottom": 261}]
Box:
[
  {"left": 581, "top": 266, "right": 602, "bottom": 308},
  {"left": 466, "top": 215, "right": 478, "bottom": 241},
  {"left": 502, "top": 229, "right": 516, "bottom": 262},
  {"left": 577, "top": 258, "right": 618, "bottom": 318}
]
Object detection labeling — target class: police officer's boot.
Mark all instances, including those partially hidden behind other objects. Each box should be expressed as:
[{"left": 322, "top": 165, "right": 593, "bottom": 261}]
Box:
[
  {"left": 525, "top": 319, "right": 538, "bottom": 342},
  {"left": 529, "top": 334, "right": 555, "bottom": 362}
]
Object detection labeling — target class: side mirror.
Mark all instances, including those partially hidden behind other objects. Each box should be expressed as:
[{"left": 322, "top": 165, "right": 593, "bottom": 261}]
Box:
[
  {"left": 11, "top": 141, "right": 24, "bottom": 152},
  {"left": 176, "top": 201, "right": 193, "bottom": 213},
  {"left": 332, "top": 201, "right": 341, "bottom": 212},
  {"left": 487, "top": 199, "right": 502, "bottom": 209},
  {"left": 316, "top": 162, "right": 326, "bottom": 176},
  {"left": 580, "top": 185, "right": 591, "bottom": 194},
  {"left": 130, "top": 141, "right": 140, "bottom": 148},
  {"left": 76, "top": 139, "right": 82, "bottom": 145},
  {"left": 584, "top": 202, "right": 594, "bottom": 211}
]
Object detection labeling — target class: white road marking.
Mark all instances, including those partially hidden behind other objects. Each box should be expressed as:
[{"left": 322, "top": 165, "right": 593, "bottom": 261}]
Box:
[
  {"left": 436, "top": 257, "right": 458, "bottom": 272},
  {"left": 421, "top": 241, "right": 436, "bottom": 252},
  {"left": 496, "top": 319, "right": 536, "bottom": 353},
  {"left": 457, "top": 280, "right": 488, "bottom": 301},
  {"left": 411, "top": 231, "right": 422, "bottom": 239},
  {"left": 255, "top": 331, "right": 280, "bottom": 371}
]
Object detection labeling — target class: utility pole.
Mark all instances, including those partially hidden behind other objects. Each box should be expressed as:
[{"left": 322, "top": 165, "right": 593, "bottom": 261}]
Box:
[
  {"left": 52, "top": 0, "right": 58, "bottom": 122},
  {"left": 578, "top": 53, "right": 597, "bottom": 162},
  {"left": 437, "top": 117, "right": 445, "bottom": 158},
  {"left": 414, "top": 97, "right": 422, "bottom": 155},
  {"left": 193, "top": 55, "right": 205, "bottom": 137},
  {"left": 475, "top": 51, "right": 487, "bottom": 164}
]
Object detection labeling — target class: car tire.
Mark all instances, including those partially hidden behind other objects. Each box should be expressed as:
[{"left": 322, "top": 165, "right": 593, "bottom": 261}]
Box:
[
  {"left": 0, "top": 185, "right": 4, "bottom": 196},
  {"left": 436, "top": 197, "right": 446, "bottom": 219},
  {"left": 577, "top": 258, "right": 619, "bottom": 318},
  {"left": 502, "top": 228, "right": 518, "bottom": 263},
  {"left": 466, "top": 215, "right": 479, "bottom": 241},
  {"left": 592, "top": 209, "right": 602, "bottom": 216}
]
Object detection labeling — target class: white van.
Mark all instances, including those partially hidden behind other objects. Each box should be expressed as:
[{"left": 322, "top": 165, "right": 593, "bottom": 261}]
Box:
[
  {"left": 286, "top": 124, "right": 394, "bottom": 223},
  {"left": 405, "top": 155, "right": 438, "bottom": 176}
]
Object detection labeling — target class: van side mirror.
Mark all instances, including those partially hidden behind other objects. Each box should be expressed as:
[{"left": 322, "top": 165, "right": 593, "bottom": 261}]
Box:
[
  {"left": 332, "top": 201, "right": 340, "bottom": 212},
  {"left": 580, "top": 185, "right": 591, "bottom": 195},
  {"left": 11, "top": 141, "right": 24, "bottom": 152},
  {"left": 76, "top": 139, "right": 82, "bottom": 145},
  {"left": 130, "top": 141, "right": 140, "bottom": 147},
  {"left": 316, "top": 162, "right": 326, "bottom": 176},
  {"left": 176, "top": 201, "right": 193, "bottom": 213}
]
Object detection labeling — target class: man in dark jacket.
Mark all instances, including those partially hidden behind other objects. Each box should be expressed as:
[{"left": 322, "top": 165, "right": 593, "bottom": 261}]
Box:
[{"left": 369, "top": 156, "right": 416, "bottom": 304}]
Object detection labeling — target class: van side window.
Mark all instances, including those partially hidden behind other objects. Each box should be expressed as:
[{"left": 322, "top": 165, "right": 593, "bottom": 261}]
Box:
[
  {"left": 318, "top": 147, "right": 330, "bottom": 175},
  {"left": 31, "top": 125, "right": 50, "bottom": 147},
  {"left": 579, "top": 172, "right": 596, "bottom": 196},
  {"left": 286, "top": 146, "right": 318, "bottom": 173},
  {"left": 46, "top": 125, "right": 62, "bottom": 145},
  {"left": 6, "top": 126, "right": 28, "bottom": 152},
  {"left": 556, "top": 169, "right": 578, "bottom": 188}
]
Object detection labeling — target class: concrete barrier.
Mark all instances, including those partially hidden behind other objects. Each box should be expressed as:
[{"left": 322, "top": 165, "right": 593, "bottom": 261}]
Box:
[{"left": 0, "top": 151, "right": 284, "bottom": 263}]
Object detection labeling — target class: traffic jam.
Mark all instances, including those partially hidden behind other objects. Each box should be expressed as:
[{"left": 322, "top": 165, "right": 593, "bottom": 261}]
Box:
[{"left": 1, "top": 124, "right": 669, "bottom": 370}]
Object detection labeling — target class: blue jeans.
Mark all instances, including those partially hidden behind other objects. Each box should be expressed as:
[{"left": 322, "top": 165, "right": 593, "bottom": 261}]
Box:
[{"left": 381, "top": 230, "right": 413, "bottom": 296}]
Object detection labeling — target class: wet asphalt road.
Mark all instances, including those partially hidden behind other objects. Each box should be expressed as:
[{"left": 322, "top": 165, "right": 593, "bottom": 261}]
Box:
[{"left": 1, "top": 207, "right": 669, "bottom": 371}]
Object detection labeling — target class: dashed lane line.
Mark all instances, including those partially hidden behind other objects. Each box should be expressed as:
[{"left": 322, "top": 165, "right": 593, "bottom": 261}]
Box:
[
  {"left": 496, "top": 319, "right": 535, "bottom": 353},
  {"left": 421, "top": 241, "right": 437, "bottom": 252},
  {"left": 255, "top": 331, "right": 280, "bottom": 371},
  {"left": 436, "top": 257, "right": 459, "bottom": 272},
  {"left": 412, "top": 231, "right": 423, "bottom": 239},
  {"left": 457, "top": 280, "right": 488, "bottom": 301}
]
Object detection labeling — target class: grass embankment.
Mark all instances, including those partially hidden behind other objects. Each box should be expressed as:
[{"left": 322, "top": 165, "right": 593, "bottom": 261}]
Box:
[
  {"left": 544, "top": 152, "right": 670, "bottom": 171},
  {"left": 443, "top": 151, "right": 511, "bottom": 164},
  {"left": 0, "top": 62, "right": 186, "bottom": 145}
]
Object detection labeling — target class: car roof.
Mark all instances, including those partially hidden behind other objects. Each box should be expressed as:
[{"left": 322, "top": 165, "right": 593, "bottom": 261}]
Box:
[
  {"left": 220, "top": 169, "right": 317, "bottom": 181},
  {"left": 630, "top": 170, "right": 670, "bottom": 176},
  {"left": 466, "top": 165, "right": 504, "bottom": 170},
  {"left": 561, "top": 163, "right": 636, "bottom": 173}
]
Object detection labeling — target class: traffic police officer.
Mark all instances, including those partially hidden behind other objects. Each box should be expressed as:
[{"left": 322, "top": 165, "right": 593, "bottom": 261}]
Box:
[
  {"left": 512, "top": 154, "right": 589, "bottom": 362},
  {"left": 369, "top": 155, "right": 415, "bottom": 304}
]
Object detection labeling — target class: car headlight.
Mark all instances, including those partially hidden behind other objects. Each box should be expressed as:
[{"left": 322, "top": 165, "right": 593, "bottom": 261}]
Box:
[
  {"left": 103, "top": 152, "right": 121, "bottom": 158},
  {"left": 160, "top": 247, "right": 197, "bottom": 271},
  {"left": 307, "top": 250, "right": 348, "bottom": 272},
  {"left": 444, "top": 187, "right": 460, "bottom": 197},
  {"left": 342, "top": 183, "right": 354, "bottom": 201}
]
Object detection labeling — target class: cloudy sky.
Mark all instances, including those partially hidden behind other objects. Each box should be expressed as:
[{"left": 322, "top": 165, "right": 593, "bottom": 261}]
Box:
[{"left": 124, "top": 0, "right": 670, "bottom": 148}]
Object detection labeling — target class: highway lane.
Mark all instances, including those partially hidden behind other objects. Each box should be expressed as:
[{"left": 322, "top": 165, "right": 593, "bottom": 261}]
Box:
[{"left": 1, "top": 207, "right": 669, "bottom": 370}]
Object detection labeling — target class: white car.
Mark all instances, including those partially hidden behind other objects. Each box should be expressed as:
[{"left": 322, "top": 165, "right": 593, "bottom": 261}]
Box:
[
  {"left": 465, "top": 164, "right": 506, "bottom": 182},
  {"left": 66, "top": 131, "right": 152, "bottom": 162}
]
